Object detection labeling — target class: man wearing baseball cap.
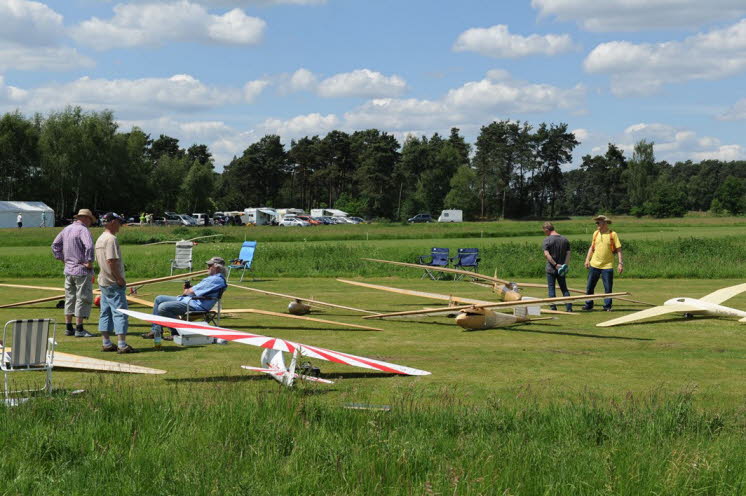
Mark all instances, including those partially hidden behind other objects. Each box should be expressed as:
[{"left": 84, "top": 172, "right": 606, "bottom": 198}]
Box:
[
  {"left": 583, "top": 215, "right": 624, "bottom": 311},
  {"left": 51, "top": 208, "right": 97, "bottom": 337},
  {"left": 143, "top": 256, "right": 228, "bottom": 339},
  {"left": 95, "top": 212, "right": 135, "bottom": 353}
]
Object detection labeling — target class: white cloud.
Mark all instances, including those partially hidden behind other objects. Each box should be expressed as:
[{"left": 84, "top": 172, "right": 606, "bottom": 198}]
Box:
[
  {"left": 185, "top": 0, "right": 325, "bottom": 5},
  {"left": 72, "top": 1, "right": 266, "bottom": 50},
  {"left": 0, "top": 44, "right": 94, "bottom": 71},
  {"left": 572, "top": 128, "right": 589, "bottom": 142},
  {"left": 316, "top": 69, "right": 407, "bottom": 98},
  {"left": 258, "top": 113, "right": 340, "bottom": 138},
  {"left": 0, "top": 77, "right": 28, "bottom": 105},
  {"left": 718, "top": 98, "right": 746, "bottom": 120},
  {"left": 532, "top": 0, "right": 746, "bottom": 31},
  {"left": 0, "top": 74, "right": 268, "bottom": 117},
  {"left": 0, "top": 0, "right": 64, "bottom": 46},
  {"left": 287, "top": 68, "right": 318, "bottom": 92},
  {"left": 453, "top": 24, "right": 576, "bottom": 58},
  {"left": 590, "top": 122, "right": 746, "bottom": 162},
  {"left": 584, "top": 19, "right": 746, "bottom": 96}
]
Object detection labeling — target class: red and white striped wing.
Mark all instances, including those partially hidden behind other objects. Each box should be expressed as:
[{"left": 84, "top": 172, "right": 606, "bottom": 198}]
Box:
[{"left": 119, "top": 309, "right": 430, "bottom": 376}]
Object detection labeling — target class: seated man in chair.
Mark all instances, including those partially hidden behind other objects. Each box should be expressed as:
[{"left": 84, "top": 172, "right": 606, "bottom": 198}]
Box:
[{"left": 143, "top": 256, "right": 228, "bottom": 339}]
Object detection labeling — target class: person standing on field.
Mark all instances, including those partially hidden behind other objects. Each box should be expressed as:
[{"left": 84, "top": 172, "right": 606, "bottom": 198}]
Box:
[
  {"left": 583, "top": 215, "right": 624, "bottom": 311},
  {"left": 95, "top": 212, "right": 135, "bottom": 353},
  {"left": 542, "top": 222, "right": 572, "bottom": 311},
  {"left": 51, "top": 209, "right": 97, "bottom": 337},
  {"left": 16, "top": 213, "right": 22, "bottom": 229}
]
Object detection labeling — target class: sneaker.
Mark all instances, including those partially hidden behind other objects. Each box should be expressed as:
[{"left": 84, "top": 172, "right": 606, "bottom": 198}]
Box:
[
  {"left": 582, "top": 305, "right": 593, "bottom": 311},
  {"left": 117, "top": 344, "right": 137, "bottom": 354},
  {"left": 101, "top": 343, "right": 118, "bottom": 352},
  {"left": 75, "top": 329, "right": 96, "bottom": 338},
  {"left": 65, "top": 329, "right": 75, "bottom": 336},
  {"left": 604, "top": 308, "right": 612, "bottom": 312},
  {"left": 549, "top": 305, "right": 558, "bottom": 311},
  {"left": 141, "top": 331, "right": 155, "bottom": 339}
]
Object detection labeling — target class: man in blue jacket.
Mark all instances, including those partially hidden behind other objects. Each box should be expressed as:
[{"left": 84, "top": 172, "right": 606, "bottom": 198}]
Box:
[{"left": 143, "top": 256, "right": 227, "bottom": 339}]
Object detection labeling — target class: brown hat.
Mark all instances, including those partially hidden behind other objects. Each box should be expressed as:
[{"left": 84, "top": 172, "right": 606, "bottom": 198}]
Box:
[
  {"left": 74, "top": 209, "right": 97, "bottom": 223},
  {"left": 593, "top": 214, "right": 611, "bottom": 224},
  {"left": 205, "top": 256, "right": 225, "bottom": 266}
]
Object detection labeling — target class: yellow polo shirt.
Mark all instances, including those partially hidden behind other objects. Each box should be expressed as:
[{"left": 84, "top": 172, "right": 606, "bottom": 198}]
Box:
[{"left": 590, "top": 230, "right": 621, "bottom": 269}]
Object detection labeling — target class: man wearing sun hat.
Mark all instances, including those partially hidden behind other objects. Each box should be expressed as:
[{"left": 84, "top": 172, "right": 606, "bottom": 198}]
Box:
[
  {"left": 95, "top": 212, "right": 135, "bottom": 353},
  {"left": 51, "top": 208, "right": 97, "bottom": 337},
  {"left": 143, "top": 256, "right": 228, "bottom": 339},
  {"left": 583, "top": 215, "right": 624, "bottom": 311}
]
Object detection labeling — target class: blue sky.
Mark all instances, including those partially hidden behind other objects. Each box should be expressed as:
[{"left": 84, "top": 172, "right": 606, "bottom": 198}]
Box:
[{"left": 1, "top": 0, "right": 745, "bottom": 169}]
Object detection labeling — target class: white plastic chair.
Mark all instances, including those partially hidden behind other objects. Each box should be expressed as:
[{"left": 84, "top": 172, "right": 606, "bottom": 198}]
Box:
[
  {"left": 2, "top": 319, "right": 56, "bottom": 401},
  {"left": 170, "top": 240, "right": 194, "bottom": 275}
]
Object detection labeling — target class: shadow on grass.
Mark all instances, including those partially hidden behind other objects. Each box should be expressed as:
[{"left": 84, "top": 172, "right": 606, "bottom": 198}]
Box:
[
  {"left": 500, "top": 325, "right": 654, "bottom": 341},
  {"left": 220, "top": 324, "right": 382, "bottom": 332}
]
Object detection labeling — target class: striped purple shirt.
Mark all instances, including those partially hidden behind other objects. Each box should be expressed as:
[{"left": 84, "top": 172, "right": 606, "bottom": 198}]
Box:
[{"left": 51, "top": 220, "right": 94, "bottom": 276}]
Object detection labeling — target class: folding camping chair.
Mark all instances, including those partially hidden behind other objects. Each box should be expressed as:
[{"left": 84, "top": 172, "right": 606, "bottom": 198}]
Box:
[
  {"left": 450, "top": 248, "right": 481, "bottom": 280},
  {"left": 182, "top": 288, "right": 225, "bottom": 327},
  {"left": 1, "top": 319, "right": 56, "bottom": 402},
  {"left": 170, "top": 240, "right": 193, "bottom": 275},
  {"left": 227, "top": 241, "right": 257, "bottom": 282},
  {"left": 417, "top": 247, "right": 450, "bottom": 280}
]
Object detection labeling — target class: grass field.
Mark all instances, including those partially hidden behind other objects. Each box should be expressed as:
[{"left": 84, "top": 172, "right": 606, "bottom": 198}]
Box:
[{"left": 1, "top": 218, "right": 745, "bottom": 494}]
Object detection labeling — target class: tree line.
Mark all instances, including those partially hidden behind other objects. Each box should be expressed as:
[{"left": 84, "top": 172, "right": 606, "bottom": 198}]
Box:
[{"left": 1, "top": 107, "right": 744, "bottom": 222}]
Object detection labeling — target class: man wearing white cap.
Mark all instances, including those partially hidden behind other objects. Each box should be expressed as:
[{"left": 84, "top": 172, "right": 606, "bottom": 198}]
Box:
[
  {"left": 143, "top": 257, "right": 228, "bottom": 339},
  {"left": 51, "top": 208, "right": 97, "bottom": 337}
]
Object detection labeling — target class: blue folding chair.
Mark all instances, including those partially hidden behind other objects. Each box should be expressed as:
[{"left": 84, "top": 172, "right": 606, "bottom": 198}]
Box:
[
  {"left": 417, "top": 247, "right": 450, "bottom": 280},
  {"left": 227, "top": 241, "right": 257, "bottom": 282},
  {"left": 450, "top": 248, "right": 480, "bottom": 280}
]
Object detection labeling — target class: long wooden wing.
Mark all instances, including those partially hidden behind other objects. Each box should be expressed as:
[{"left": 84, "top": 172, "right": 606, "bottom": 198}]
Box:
[
  {"left": 221, "top": 308, "right": 383, "bottom": 331},
  {"left": 364, "top": 292, "right": 630, "bottom": 319},
  {"left": 595, "top": 304, "right": 702, "bottom": 327},
  {"left": 227, "top": 283, "right": 377, "bottom": 314},
  {"left": 119, "top": 309, "right": 430, "bottom": 376},
  {"left": 3, "top": 348, "right": 165, "bottom": 374},
  {"left": 698, "top": 283, "right": 746, "bottom": 305},
  {"left": 362, "top": 258, "right": 511, "bottom": 285},
  {"left": 0, "top": 283, "right": 64, "bottom": 291},
  {"left": 337, "top": 279, "right": 494, "bottom": 305}
]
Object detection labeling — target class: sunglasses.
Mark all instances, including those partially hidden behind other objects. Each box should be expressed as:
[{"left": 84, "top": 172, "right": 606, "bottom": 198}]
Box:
[{"left": 595, "top": 221, "right": 605, "bottom": 225}]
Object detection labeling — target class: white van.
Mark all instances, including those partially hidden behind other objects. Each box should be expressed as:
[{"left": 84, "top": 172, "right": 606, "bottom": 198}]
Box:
[{"left": 437, "top": 209, "right": 463, "bottom": 223}]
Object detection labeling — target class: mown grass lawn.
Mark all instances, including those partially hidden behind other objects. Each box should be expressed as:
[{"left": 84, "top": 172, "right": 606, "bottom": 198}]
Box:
[{"left": 1, "top": 219, "right": 745, "bottom": 494}]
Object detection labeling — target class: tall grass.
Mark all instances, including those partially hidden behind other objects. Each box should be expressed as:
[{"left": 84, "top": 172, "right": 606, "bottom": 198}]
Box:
[
  {"left": 2, "top": 235, "right": 745, "bottom": 280},
  {"left": 1, "top": 383, "right": 744, "bottom": 495}
]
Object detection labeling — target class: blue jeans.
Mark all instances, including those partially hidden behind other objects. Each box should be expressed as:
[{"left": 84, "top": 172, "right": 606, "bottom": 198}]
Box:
[
  {"left": 98, "top": 285, "right": 128, "bottom": 334},
  {"left": 585, "top": 267, "right": 614, "bottom": 309},
  {"left": 151, "top": 295, "right": 189, "bottom": 333},
  {"left": 547, "top": 272, "right": 572, "bottom": 311}
]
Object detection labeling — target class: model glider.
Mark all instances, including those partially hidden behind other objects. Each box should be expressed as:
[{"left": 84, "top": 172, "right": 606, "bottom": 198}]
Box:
[
  {"left": 337, "top": 279, "right": 572, "bottom": 316},
  {"left": 119, "top": 309, "right": 430, "bottom": 387},
  {"left": 362, "top": 258, "right": 652, "bottom": 306},
  {"left": 227, "top": 283, "right": 377, "bottom": 315},
  {"left": 351, "top": 286, "right": 630, "bottom": 330},
  {"left": 597, "top": 283, "right": 746, "bottom": 327}
]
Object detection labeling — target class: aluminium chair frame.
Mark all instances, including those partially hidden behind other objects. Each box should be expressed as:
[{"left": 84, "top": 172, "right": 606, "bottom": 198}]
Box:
[{"left": 2, "top": 319, "right": 56, "bottom": 400}]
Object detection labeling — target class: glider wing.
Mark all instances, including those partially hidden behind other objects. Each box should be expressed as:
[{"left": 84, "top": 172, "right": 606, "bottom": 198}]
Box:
[
  {"left": 119, "top": 309, "right": 430, "bottom": 376},
  {"left": 699, "top": 283, "right": 746, "bottom": 305},
  {"left": 595, "top": 304, "right": 701, "bottom": 327}
]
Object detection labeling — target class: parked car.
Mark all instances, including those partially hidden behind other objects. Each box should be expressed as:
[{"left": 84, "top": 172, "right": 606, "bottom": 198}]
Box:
[
  {"left": 312, "top": 216, "right": 333, "bottom": 225},
  {"left": 408, "top": 213, "right": 433, "bottom": 223},
  {"left": 347, "top": 216, "right": 365, "bottom": 224},
  {"left": 279, "top": 217, "right": 310, "bottom": 227},
  {"left": 296, "top": 214, "right": 322, "bottom": 225},
  {"left": 192, "top": 213, "right": 209, "bottom": 225}
]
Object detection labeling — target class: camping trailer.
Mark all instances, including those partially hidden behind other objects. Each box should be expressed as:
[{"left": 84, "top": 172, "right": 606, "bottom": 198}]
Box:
[
  {"left": 242, "top": 208, "right": 278, "bottom": 225},
  {"left": 0, "top": 201, "right": 54, "bottom": 228},
  {"left": 437, "top": 209, "right": 463, "bottom": 223},
  {"left": 310, "top": 208, "right": 349, "bottom": 218}
]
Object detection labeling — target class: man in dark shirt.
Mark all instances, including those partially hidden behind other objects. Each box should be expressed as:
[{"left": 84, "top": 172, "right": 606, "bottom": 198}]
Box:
[{"left": 542, "top": 222, "right": 572, "bottom": 311}]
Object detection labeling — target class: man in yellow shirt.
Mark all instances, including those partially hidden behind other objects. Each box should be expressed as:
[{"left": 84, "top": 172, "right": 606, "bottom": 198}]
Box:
[{"left": 583, "top": 215, "right": 624, "bottom": 311}]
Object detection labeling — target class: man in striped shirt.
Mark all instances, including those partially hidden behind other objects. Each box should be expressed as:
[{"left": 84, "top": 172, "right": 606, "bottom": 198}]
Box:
[{"left": 51, "top": 209, "right": 97, "bottom": 337}]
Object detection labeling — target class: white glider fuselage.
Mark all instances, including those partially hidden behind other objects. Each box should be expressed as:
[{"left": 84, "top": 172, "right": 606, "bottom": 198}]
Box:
[{"left": 664, "top": 297, "right": 746, "bottom": 320}]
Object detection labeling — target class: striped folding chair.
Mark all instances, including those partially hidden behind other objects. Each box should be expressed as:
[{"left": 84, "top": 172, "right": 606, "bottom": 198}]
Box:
[{"left": 1, "top": 319, "right": 56, "bottom": 401}]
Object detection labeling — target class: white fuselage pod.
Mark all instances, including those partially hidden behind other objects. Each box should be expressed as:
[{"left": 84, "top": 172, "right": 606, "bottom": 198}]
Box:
[
  {"left": 664, "top": 297, "right": 746, "bottom": 319},
  {"left": 260, "top": 348, "right": 296, "bottom": 386}
]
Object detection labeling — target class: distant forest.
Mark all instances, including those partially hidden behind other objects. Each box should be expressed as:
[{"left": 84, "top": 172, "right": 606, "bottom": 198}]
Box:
[{"left": 1, "top": 107, "right": 744, "bottom": 221}]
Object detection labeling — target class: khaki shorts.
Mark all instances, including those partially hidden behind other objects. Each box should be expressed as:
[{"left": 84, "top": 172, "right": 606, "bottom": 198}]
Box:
[{"left": 64, "top": 274, "right": 93, "bottom": 318}]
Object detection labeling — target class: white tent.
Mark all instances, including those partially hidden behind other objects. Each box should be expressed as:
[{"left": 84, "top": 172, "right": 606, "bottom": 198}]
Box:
[{"left": 0, "top": 201, "right": 54, "bottom": 228}]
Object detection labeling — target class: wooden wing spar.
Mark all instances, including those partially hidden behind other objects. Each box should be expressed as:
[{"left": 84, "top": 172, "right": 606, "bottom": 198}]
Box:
[
  {"left": 227, "top": 283, "right": 377, "bottom": 314},
  {"left": 3, "top": 348, "right": 165, "bottom": 374},
  {"left": 362, "top": 258, "right": 654, "bottom": 306},
  {"left": 363, "top": 291, "right": 630, "bottom": 320},
  {"left": 220, "top": 308, "right": 383, "bottom": 331}
]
